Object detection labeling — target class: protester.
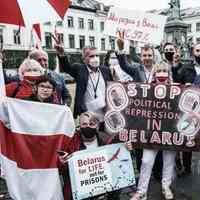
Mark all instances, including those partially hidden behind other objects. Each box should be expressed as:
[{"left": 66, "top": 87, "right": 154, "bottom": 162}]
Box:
[
  {"left": 56, "top": 45, "right": 112, "bottom": 123},
  {"left": 117, "top": 39, "right": 155, "bottom": 83},
  {"left": 130, "top": 65, "right": 176, "bottom": 200},
  {"left": 176, "top": 43, "right": 200, "bottom": 176},
  {"left": 6, "top": 58, "right": 45, "bottom": 98},
  {"left": 116, "top": 37, "right": 163, "bottom": 178},
  {"left": 192, "top": 43, "right": 200, "bottom": 82},
  {"left": 58, "top": 111, "right": 124, "bottom": 200},
  {"left": 29, "top": 49, "right": 72, "bottom": 106},
  {"left": 24, "top": 75, "right": 59, "bottom": 104},
  {"left": 163, "top": 42, "right": 195, "bottom": 84},
  {"left": 104, "top": 50, "right": 133, "bottom": 82},
  {"left": 164, "top": 42, "right": 197, "bottom": 177},
  {"left": 152, "top": 61, "right": 172, "bottom": 84}
]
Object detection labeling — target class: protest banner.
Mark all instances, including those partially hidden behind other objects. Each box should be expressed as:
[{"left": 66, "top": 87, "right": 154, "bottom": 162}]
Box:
[
  {"left": 104, "top": 7, "right": 167, "bottom": 45},
  {"left": 105, "top": 82, "right": 200, "bottom": 151},
  {"left": 68, "top": 143, "right": 135, "bottom": 200}
]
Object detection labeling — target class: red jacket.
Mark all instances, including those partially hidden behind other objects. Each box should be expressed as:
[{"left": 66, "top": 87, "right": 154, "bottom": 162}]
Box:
[{"left": 6, "top": 80, "right": 34, "bottom": 99}]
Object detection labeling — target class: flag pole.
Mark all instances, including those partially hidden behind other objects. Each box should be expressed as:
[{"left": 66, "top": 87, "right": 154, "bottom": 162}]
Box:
[{"left": 0, "top": 42, "right": 5, "bottom": 97}]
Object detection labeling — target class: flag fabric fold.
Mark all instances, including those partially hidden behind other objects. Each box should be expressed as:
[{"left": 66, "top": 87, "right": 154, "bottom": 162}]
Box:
[
  {"left": 0, "top": 97, "right": 75, "bottom": 200},
  {"left": 31, "top": 24, "right": 42, "bottom": 49}
]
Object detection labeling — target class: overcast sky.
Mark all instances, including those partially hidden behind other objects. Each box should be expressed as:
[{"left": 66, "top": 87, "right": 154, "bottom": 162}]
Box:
[{"left": 98, "top": 0, "right": 199, "bottom": 11}]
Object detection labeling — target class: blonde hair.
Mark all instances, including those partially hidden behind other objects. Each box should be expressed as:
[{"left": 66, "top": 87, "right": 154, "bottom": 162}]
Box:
[
  {"left": 18, "top": 58, "right": 45, "bottom": 80},
  {"left": 153, "top": 61, "right": 173, "bottom": 83},
  {"left": 153, "top": 61, "right": 169, "bottom": 73}
]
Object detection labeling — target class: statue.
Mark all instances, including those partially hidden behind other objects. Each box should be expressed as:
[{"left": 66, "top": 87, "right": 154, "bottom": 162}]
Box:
[{"left": 168, "top": 0, "right": 181, "bottom": 19}]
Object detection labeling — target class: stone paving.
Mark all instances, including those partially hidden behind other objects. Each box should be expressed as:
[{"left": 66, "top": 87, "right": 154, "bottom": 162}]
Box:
[{"left": 120, "top": 152, "right": 200, "bottom": 200}]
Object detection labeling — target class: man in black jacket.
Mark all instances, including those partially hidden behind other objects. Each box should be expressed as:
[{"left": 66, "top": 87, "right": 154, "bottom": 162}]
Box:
[
  {"left": 164, "top": 42, "right": 196, "bottom": 176},
  {"left": 163, "top": 42, "right": 196, "bottom": 84}
]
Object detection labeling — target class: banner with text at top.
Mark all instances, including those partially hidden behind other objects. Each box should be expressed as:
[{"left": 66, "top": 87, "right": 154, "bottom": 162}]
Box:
[
  {"left": 68, "top": 143, "right": 136, "bottom": 200},
  {"left": 105, "top": 82, "right": 200, "bottom": 152},
  {"left": 104, "top": 7, "right": 167, "bottom": 45}
]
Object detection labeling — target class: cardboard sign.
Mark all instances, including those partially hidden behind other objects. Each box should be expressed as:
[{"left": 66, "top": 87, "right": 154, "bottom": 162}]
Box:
[
  {"left": 104, "top": 7, "right": 167, "bottom": 45},
  {"left": 68, "top": 143, "right": 135, "bottom": 200},
  {"left": 105, "top": 82, "right": 200, "bottom": 152}
]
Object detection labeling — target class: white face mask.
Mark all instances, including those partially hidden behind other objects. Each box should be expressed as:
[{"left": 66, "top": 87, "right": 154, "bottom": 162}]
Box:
[
  {"left": 109, "top": 58, "right": 119, "bottom": 66},
  {"left": 89, "top": 56, "right": 100, "bottom": 68}
]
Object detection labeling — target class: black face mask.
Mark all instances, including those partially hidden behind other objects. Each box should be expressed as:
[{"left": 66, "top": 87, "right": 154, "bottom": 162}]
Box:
[
  {"left": 195, "top": 56, "right": 200, "bottom": 65},
  {"left": 165, "top": 52, "right": 174, "bottom": 62},
  {"left": 80, "top": 127, "right": 97, "bottom": 139}
]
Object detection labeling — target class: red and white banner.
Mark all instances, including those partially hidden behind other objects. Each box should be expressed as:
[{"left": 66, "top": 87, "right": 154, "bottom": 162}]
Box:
[{"left": 0, "top": 98, "right": 75, "bottom": 200}]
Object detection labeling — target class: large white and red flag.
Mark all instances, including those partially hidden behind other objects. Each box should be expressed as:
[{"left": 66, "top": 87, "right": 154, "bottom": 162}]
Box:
[{"left": 0, "top": 97, "right": 75, "bottom": 200}]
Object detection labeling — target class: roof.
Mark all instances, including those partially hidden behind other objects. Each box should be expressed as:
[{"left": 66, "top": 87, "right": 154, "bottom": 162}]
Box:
[{"left": 70, "top": 0, "right": 109, "bottom": 12}]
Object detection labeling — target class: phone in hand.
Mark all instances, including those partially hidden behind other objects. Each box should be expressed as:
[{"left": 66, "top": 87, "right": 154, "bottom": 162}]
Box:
[{"left": 56, "top": 150, "right": 66, "bottom": 156}]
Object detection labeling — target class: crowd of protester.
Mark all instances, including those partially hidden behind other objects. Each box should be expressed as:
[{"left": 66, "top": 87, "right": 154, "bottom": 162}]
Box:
[{"left": 1, "top": 34, "right": 200, "bottom": 200}]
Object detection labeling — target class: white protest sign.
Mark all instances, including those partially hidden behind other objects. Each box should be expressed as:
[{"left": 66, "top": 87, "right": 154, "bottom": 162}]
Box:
[
  {"left": 104, "top": 7, "right": 167, "bottom": 45},
  {"left": 68, "top": 143, "right": 135, "bottom": 200}
]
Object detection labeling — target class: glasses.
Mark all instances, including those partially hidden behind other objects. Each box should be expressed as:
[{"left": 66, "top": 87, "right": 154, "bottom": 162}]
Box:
[
  {"left": 88, "top": 54, "right": 99, "bottom": 58},
  {"left": 38, "top": 84, "right": 53, "bottom": 90}
]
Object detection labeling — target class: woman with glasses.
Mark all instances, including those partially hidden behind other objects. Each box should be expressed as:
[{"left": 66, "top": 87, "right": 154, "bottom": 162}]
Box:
[{"left": 25, "top": 75, "right": 59, "bottom": 104}]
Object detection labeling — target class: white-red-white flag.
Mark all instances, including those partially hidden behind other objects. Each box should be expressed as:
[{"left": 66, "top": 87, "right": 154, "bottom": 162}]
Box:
[
  {"left": 0, "top": 98, "right": 75, "bottom": 200},
  {"left": 31, "top": 23, "right": 42, "bottom": 49}
]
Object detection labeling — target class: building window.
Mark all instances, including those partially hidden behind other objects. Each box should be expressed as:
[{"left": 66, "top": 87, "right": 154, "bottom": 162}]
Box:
[
  {"left": 0, "top": 29, "right": 3, "bottom": 44},
  {"left": 89, "top": 36, "right": 95, "bottom": 47},
  {"left": 100, "top": 22, "right": 104, "bottom": 32},
  {"left": 68, "top": 16, "right": 74, "bottom": 28},
  {"left": 56, "top": 21, "right": 63, "bottom": 26},
  {"left": 197, "top": 37, "right": 200, "bottom": 43},
  {"left": 187, "top": 24, "right": 192, "bottom": 33},
  {"left": 69, "top": 34, "right": 75, "bottom": 48},
  {"left": 13, "top": 29, "right": 21, "bottom": 45},
  {"left": 78, "top": 18, "right": 84, "bottom": 29},
  {"left": 79, "top": 35, "right": 85, "bottom": 49},
  {"left": 109, "top": 36, "right": 115, "bottom": 50},
  {"left": 196, "top": 22, "right": 200, "bottom": 32},
  {"left": 101, "top": 38, "right": 106, "bottom": 50},
  {"left": 57, "top": 33, "right": 64, "bottom": 44},
  {"left": 88, "top": 19, "right": 94, "bottom": 30},
  {"left": 45, "top": 32, "right": 52, "bottom": 49},
  {"left": 44, "top": 22, "right": 51, "bottom": 26}
]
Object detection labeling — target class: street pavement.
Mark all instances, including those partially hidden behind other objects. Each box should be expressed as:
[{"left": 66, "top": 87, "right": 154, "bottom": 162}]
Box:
[
  {"left": 1, "top": 152, "right": 200, "bottom": 200},
  {"left": 120, "top": 152, "right": 200, "bottom": 200}
]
